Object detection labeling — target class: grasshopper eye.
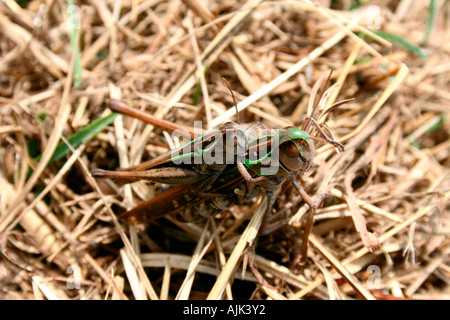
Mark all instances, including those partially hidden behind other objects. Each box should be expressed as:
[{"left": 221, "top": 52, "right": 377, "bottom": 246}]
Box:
[
  {"left": 279, "top": 139, "right": 314, "bottom": 172},
  {"left": 280, "top": 140, "right": 299, "bottom": 157}
]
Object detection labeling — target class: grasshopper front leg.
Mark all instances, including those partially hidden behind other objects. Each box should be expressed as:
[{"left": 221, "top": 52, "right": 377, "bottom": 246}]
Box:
[
  {"left": 236, "top": 163, "right": 266, "bottom": 195},
  {"left": 235, "top": 121, "right": 271, "bottom": 195}
]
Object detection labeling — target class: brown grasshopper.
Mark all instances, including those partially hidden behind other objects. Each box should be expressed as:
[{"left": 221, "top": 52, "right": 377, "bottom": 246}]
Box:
[{"left": 92, "top": 76, "right": 350, "bottom": 268}]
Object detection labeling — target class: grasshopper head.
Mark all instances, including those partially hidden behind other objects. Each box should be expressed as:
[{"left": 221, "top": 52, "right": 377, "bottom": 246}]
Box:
[{"left": 278, "top": 127, "right": 315, "bottom": 172}]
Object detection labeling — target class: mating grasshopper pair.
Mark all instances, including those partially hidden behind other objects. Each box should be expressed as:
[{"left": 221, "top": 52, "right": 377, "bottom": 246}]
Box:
[{"left": 92, "top": 77, "right": 349, "bottom": 268}]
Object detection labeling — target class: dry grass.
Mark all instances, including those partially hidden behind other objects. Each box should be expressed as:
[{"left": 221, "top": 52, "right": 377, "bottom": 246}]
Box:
[{"left": 0, "top": 0, "right": 449, "bottom": 300}]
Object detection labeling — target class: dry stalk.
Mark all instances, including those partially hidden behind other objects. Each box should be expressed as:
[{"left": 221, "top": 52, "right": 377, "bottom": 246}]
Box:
[{"left": 207, "top": 196, "right": 267, "bottom": 299}]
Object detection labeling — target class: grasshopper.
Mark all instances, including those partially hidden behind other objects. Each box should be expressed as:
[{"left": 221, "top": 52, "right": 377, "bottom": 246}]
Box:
[{"left": 92, "top": 75, "right": 350, "bottom": 268}]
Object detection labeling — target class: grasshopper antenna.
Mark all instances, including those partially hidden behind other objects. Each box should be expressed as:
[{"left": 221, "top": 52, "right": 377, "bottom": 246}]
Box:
[
  {"left": 303, "top": 69, "right": 334, "bottom": 133},
  {"left": 222, "top": 78, "right": 240, "bottom": 124}
]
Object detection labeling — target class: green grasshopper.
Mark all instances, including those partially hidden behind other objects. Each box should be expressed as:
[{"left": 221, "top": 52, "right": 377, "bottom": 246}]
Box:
[{"left": 92, "top": 76, "right": 350, "bottom": 267}]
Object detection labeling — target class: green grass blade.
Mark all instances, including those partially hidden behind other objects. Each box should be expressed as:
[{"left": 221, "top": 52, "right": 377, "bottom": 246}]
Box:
[
  {"left": 67, "top": 0, "right": 82, "bottom": 87},
  {"left": 427, "top": 115, "right": 444, "bottom": 133},
  {"left": 34, "top": 112, "right": 118, "bottom": 165},
  {"left": 424, "top": 0, "right": 438, "bottom": 44},
  {"left": 192, "top": 65, "right": 209, "bottom": 106},
  {"left": 349, "top": 1, "right": 363, "bottom": 10},
  {"left": 193, "top": 82, "right": 202, "bottom": 106},
  {"left": 373, "top": 30, "right": 427, "bottom": 59}
]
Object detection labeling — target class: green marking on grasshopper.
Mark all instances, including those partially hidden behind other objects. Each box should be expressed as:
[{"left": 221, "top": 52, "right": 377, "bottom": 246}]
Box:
[
  {"left": 245, "top": 127, "right": 310, "bottom": 146},
  {"left": 245, "top": 127, "right": 311, "bottom": 166},
  {"left": 167, "top": 126, "right": 311, "bottom": 177},
  {"left": 224, "top": 127, "right": 311, "bottom": 175},
  {"left": 170, "top": 131, "right": 222, "bottom": 163},
  {"left": 283, "top": 127, "right": 311, "bottom": 141}
]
